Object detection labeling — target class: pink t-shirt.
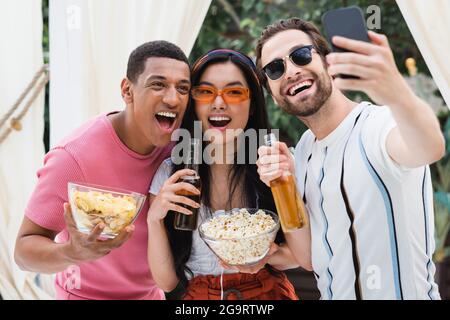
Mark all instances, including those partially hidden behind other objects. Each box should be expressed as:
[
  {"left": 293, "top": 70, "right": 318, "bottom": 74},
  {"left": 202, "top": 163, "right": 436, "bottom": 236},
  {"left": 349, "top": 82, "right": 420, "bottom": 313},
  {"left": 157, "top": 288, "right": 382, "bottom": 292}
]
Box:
[{"left": 25, "top": 113, "right": 172, "bottom": 300}]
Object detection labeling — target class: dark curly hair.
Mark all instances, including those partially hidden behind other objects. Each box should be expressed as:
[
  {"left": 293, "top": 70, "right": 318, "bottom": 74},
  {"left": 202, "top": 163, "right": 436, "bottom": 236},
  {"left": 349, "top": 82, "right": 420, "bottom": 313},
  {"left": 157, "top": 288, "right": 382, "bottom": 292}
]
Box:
[{"left": 126, "top": 40, "right": 189, "bottom": 83}]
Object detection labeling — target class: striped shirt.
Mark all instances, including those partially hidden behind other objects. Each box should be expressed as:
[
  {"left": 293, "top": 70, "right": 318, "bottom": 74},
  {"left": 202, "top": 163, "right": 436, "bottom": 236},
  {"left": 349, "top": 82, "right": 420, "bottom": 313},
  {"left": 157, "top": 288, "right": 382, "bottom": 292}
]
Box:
[{"left": 295, "top": 102, "right": 440, "bottom": 300}]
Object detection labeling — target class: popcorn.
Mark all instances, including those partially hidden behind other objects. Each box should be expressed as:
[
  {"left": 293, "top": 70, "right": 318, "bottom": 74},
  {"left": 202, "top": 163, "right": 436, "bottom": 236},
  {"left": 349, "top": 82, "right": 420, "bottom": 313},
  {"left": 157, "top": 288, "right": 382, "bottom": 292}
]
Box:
[
  {"left": 200, "top": 209, "right": 278, "bottom": 265},
  {"left": 71, "top": 189, "right": 138, "bottom": 235}
]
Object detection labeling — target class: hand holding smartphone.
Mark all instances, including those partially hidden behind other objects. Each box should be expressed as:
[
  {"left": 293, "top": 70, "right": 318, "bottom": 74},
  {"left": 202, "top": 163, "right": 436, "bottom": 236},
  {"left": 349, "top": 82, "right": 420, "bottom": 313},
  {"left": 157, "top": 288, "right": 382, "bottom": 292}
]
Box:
[
  {"left": 322, "top": 6, "right": 370, "bottom": 79},
  {"left": 321, "top": 6, "right": 413, "bottom": 108}
]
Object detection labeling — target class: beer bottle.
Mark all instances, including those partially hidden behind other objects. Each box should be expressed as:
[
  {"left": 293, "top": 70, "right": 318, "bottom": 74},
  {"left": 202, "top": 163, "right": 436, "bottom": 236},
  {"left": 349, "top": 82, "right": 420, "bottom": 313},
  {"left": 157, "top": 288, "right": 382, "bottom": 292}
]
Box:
[
  {"left": 263, "top": 133, "right": 308, "bottom": 231},
  {"left": 174, "top": 138, "right": 202, "bottom": 231}
]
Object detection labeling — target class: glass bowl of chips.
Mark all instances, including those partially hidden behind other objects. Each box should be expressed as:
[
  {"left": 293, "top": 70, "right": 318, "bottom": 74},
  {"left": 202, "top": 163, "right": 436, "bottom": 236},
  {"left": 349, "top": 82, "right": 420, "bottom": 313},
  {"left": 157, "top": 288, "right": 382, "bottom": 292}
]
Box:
[
  {"left": 68, "top": 182, "right": 146, "bottom": 239},
  {"left": 199, "top": 208, "right": 280, "bottom": 266}
]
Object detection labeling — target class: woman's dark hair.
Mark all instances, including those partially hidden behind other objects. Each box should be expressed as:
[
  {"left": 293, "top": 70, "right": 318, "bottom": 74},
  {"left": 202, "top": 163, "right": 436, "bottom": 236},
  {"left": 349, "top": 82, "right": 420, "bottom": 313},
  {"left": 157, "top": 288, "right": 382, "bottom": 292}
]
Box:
[{"left": 164, "top": 49, "right": 284, "bottom": 290}]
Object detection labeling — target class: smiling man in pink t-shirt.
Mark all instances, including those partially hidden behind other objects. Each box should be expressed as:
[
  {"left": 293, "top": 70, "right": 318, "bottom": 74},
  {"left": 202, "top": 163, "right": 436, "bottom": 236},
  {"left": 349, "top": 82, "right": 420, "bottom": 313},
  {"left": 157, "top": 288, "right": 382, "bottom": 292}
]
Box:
[{"left": 14, "top": 41, "right": 191, "bottom": 300}]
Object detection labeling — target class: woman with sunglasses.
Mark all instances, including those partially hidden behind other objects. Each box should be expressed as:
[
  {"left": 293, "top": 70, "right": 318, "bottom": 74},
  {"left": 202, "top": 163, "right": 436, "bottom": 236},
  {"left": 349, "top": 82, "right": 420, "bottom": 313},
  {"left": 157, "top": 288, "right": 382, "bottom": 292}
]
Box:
[{"left": 146, "top": 49, "right": 306, "bottom": 300}]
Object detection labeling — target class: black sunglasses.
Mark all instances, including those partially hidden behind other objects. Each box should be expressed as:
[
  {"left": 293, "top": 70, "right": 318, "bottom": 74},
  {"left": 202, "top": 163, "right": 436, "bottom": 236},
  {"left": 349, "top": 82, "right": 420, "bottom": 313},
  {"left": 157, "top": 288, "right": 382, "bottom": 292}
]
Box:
[{"left": 262, "top": 45, "right": 314, "bottom": 80}]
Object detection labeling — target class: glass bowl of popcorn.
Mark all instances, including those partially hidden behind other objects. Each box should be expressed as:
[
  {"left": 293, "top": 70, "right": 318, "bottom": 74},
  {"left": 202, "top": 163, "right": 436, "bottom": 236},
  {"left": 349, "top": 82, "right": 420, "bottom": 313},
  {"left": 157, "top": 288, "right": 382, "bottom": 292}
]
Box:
[
  {"left": 68, "top": 182, "right": 146, "bottom": 239},
  {"left": 198, "top": 208, "right": 280, "bottom": 266}
]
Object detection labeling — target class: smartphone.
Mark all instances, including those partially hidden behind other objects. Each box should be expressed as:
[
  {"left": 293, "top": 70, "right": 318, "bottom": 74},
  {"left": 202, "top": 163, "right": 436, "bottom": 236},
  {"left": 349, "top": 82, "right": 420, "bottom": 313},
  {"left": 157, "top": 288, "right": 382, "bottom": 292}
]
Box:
[{"left": 322, "top": 6, "right": 370, "bottom": 79}]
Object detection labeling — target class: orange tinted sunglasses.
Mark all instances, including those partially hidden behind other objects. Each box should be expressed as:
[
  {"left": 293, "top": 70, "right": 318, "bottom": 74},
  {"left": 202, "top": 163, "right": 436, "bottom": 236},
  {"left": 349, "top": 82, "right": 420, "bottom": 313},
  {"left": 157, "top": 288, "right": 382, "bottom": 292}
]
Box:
[{"left": 191, "top": 85, "right": 250, "bottom": 104}]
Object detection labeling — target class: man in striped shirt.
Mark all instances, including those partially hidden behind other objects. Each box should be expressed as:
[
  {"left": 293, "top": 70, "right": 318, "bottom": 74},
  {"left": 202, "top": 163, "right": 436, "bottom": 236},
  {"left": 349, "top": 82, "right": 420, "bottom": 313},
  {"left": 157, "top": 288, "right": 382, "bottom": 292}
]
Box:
[{"left": 255, "top": 18, "right": 444, "bottom": 299}]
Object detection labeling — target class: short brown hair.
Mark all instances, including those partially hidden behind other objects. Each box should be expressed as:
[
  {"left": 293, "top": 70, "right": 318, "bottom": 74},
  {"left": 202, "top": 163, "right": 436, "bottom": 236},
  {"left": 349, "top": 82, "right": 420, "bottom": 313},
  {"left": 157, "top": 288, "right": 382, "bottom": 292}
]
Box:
[{"left": 255, "top": 18, "right": 330, "bottom": 89}]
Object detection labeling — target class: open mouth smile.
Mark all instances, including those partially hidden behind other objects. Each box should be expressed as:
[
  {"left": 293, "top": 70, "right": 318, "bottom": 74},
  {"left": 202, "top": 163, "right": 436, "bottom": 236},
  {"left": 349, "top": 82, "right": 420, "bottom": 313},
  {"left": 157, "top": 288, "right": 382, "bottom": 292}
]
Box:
[
  {"left": 208, "top": 115, "right": 232, "bottom": 131},
  {"left": 155, "top": 111, "right": 178, "bottom": 132},
  {"left": 285, "top": 79, "right": 315, "bottom": 98}
]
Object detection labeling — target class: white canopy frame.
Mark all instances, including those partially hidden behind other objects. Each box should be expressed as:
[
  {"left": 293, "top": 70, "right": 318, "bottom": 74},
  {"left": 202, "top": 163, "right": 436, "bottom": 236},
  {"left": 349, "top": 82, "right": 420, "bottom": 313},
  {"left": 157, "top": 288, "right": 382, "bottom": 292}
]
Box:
[{"left": 396, "top": 0, "right": 450, "bottom": 108}]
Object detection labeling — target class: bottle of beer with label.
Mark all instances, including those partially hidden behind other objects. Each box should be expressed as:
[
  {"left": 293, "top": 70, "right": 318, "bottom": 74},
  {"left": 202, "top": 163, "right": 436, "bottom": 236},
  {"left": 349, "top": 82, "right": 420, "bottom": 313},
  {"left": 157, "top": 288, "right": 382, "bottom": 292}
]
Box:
[
  {"left": 263, "top": 133, "right": 308, "bottom": 232},
  {"left": 174, "top": 138, "right": 202, "bottom": 231}
]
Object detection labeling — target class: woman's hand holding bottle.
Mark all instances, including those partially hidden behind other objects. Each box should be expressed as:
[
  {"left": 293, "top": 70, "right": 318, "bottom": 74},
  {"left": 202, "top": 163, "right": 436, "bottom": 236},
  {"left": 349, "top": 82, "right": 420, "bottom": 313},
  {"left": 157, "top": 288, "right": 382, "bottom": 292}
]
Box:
[{"left": 147, "top": 169, "right": 201, "bottom": 223}]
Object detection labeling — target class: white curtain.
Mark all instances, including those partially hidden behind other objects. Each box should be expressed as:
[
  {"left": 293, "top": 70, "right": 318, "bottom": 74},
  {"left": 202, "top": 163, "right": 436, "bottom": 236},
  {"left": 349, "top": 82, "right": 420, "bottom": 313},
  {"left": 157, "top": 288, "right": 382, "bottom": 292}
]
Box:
[
  {"left": 49, "top": 0, "right": 212, "bottom": 147},
  {"left": 0, "top": 0, "right": 54, "bottom": 299},
  {"left": 396, "top": 0, "right": 450, "bottom": 109}
]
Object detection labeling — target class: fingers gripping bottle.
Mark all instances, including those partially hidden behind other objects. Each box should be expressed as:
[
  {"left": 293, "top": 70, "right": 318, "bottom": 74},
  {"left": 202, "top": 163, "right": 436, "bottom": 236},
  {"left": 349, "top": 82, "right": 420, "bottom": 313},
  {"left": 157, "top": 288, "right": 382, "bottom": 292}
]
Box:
[{"left": 263, "top": 133, "right": 308, "bottom": 232}]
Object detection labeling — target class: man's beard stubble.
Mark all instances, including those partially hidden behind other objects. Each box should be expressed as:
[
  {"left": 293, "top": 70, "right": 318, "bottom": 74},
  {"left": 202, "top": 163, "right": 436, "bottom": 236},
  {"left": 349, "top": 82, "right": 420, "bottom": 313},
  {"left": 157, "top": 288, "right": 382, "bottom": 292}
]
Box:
[{"left": 277, "top": 70, "right": 332, "bottom": 118}]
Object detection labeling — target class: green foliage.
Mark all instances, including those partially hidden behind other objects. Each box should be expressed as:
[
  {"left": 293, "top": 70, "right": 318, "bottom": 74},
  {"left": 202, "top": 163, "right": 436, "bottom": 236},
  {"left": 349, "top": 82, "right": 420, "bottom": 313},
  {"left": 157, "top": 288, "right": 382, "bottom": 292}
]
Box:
[
  {"left": 42, "top": 0, "right": 49, "bottom": 63},
  {"left": 434, "top": 191, "right": 450, "bottom": 263},
  {"left": 42, "top": 0, "right": 50, "bottom": 152}
]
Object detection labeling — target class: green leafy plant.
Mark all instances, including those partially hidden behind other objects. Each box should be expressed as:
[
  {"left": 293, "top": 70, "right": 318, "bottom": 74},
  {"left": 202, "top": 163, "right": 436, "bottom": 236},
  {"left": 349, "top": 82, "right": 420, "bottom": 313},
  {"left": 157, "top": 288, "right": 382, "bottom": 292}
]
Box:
[
  {"left": 432, "top": 113, "right": 450, "bottom": 263},
  {"left": 434, "top": 191, "right": 450, "bottom": 263}
]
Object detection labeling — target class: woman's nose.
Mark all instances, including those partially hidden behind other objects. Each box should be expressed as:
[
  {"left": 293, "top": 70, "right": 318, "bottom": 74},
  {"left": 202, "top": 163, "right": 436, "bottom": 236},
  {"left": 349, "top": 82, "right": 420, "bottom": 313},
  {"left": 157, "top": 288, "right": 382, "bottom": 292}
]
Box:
[{"left": 211, "top": 94, "right": 226, "bottom": 110}]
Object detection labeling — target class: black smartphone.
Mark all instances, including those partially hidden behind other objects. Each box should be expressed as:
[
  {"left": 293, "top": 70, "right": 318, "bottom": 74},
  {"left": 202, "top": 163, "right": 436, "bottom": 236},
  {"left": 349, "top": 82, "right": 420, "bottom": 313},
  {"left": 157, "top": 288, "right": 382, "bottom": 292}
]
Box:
[{"left": 322, "top": 6, "right": 370, "bottom": 79}]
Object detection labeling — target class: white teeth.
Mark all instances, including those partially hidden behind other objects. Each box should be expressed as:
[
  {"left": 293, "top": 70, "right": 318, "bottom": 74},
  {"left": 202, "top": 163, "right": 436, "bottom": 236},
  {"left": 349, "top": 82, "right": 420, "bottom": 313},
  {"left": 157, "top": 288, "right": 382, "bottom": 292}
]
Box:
[
  {"left": 156, "top": 111, "right": 176, "bottom": 118},
  {"left": 209, "top": 116, "right": 231, "bottom": 121},
  {"left": 289, "top": 80, "right": 313, "bottom": 95}
]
